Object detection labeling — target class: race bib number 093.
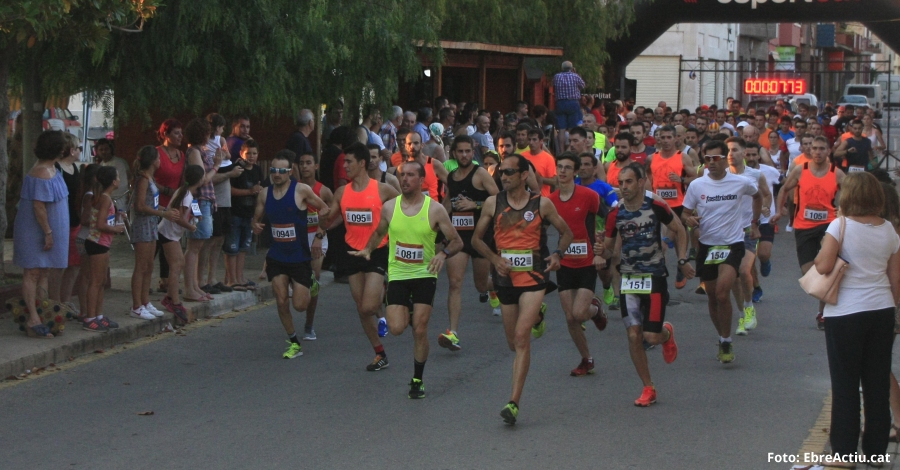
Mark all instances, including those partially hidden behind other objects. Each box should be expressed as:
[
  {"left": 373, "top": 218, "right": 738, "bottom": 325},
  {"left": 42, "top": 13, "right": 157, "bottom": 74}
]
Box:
[{"left": 657, "top": 189, "right": 677, "bottom": 199}]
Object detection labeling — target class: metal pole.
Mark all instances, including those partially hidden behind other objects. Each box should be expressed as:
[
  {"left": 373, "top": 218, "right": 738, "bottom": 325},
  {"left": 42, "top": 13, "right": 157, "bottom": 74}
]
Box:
[{"left": 81, "top": 92, "right": 92, "bottom": 162}]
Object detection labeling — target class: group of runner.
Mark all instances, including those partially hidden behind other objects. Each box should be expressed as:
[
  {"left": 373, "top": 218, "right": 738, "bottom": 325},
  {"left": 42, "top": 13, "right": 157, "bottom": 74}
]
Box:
[{"left": 249, "top": 119, "right": 842, "bottom": 425}]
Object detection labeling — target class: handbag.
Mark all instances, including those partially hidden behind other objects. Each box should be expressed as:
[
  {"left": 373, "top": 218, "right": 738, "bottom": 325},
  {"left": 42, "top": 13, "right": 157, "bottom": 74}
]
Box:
[{"left": 798, "top": 216, "right": 849, "bottom": 305}]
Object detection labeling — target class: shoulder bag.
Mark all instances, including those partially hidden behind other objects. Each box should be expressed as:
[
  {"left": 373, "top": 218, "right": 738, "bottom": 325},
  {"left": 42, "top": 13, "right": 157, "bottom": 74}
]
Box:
[{"left": 798, "top": 216, "right": 848, "bottom": 305}]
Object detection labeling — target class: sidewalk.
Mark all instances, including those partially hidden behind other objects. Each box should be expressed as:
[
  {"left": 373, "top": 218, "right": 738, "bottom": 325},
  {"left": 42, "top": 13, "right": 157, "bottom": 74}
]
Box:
[{"left": 0, "top": 236, "right": 332, "bottom": 379}]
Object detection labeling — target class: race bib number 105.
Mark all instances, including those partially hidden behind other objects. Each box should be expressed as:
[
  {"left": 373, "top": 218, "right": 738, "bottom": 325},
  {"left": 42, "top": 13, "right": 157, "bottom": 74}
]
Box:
[{"left": 803, "top": 208, "right": 829, "bottom": 222}]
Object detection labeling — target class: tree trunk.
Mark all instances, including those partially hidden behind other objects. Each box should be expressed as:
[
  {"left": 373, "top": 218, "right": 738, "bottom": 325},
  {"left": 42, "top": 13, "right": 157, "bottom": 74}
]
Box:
[
  {"left": 21, "top": 48, "right": 43, "bottom": 176},
  {"left": 0, "top": 42, "right": 11, "bottom": 278}
]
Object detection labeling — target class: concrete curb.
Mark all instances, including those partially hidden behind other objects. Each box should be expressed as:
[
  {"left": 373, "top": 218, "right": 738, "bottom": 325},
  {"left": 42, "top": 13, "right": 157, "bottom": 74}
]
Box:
[{"left": 1, "top": 284, "right": 276, "bottom": 379}]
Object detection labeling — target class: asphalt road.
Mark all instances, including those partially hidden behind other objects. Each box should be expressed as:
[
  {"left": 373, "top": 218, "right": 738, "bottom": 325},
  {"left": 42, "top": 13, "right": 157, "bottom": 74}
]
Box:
[{"left": 0, "top": 228, "right": 857, "bottom": 469}]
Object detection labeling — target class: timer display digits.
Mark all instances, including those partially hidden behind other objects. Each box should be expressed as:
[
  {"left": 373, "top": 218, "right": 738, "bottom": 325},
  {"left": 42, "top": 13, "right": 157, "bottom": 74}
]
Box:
[{"left": 744, "top": 78, "right": 806, "bottom": 95}]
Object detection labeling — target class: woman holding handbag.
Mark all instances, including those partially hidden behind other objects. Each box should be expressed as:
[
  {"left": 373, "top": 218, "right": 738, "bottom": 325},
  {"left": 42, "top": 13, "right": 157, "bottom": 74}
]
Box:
[{"left": 814, "top": 171, "right": 900, "bottom": 466}]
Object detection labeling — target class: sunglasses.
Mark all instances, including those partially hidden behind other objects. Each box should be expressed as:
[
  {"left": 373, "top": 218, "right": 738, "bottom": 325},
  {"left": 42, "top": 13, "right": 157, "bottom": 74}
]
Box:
[
  {"left": 269, "top": 167, "right": 291, "bottom": 174},
  {"left": 703, "top": 155, "right": 725, "bottom": 163},
  {"left": 498, "top": 168, "right": 521, "bottom": 176}
]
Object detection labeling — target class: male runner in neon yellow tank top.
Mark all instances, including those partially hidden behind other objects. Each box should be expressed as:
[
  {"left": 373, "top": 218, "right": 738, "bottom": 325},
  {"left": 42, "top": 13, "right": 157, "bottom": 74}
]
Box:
[{"left": 350, "top": 160, "right": 462, "bottom": 399}]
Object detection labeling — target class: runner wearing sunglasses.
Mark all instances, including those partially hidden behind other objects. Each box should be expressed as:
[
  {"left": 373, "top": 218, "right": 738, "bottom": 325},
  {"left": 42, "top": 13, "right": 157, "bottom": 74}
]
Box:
[{"left": 681, "top": 140, "right": 762, "bottom": 364}]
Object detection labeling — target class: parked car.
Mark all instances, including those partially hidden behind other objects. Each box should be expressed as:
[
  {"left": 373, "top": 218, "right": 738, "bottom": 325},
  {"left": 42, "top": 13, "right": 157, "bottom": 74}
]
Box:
[
  {"left": 837, "top": 94, "right": 872, "bottom": 111},
  {"left": 7, "top": 108, "right": 82, "bottom": 139},
  {"left": 843, "top": 84, "right": 883, "bottom": 117}
]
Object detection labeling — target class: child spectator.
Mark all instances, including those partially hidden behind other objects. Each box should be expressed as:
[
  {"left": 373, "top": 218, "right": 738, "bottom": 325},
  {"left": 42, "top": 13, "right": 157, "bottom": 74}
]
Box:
[
  {"left": 158, "top": 165, "right": 205, "bottom": 323},
  {"left": 83, "top": 166, "right": 126, "bottom": 332}
]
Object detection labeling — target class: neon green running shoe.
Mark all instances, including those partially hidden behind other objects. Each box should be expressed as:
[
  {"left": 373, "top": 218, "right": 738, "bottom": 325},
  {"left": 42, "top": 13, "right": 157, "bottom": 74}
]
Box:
[
  {"left": 438, "top": 329, "right": 461, "bottom": 351},
  {"left": 717, "top": 341, "right": 734, "bottom": 363},
  {"left": 532, "top": 304, "right": 547, "bottom": 339},
  {"left": 603, "top": 286, "right": 615, "bottom": 306},
  {"left": 500, "top": 402, "right": 519, "bottom": 425},
  {"left": 283, "top": 341, "right": 303, "bottom": 359},
  {"left": 743, "top": 306, "right": 757, "bottom": 330},
  {"left": 489, "top": 291, "right": 500, "bottom": 309},
  {"left": 736, "top": 317, "right": 747, "bottom": 336},
  {"left": 310, "top": 275, "right": 320, "bottom": 298},
  {"left": 408, "top": 378, "right": 425, "bottom": 399}
]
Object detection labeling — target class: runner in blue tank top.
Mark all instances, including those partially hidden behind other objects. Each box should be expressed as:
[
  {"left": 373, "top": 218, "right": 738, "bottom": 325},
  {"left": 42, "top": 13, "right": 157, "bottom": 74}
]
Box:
[{"left": 252, "top": 151, "right": 330, "bottom": 359}]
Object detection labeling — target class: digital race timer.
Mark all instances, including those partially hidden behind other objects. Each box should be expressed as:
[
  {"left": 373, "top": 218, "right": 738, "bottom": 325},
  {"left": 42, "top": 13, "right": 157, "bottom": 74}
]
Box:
[{"left": 743, "top": 78, "right": 807, "bottom": 95}]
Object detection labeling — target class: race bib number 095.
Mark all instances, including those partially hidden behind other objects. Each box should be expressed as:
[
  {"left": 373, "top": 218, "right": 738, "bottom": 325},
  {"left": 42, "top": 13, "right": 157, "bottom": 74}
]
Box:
[
  {"left": 501, "top": 250, "right": 533, "bottom": 272},
  {"left": 705, "top": 246, "right": 731, "bottom": 265},
  {"left": 346, "top": 208, "right": 373, "bottom": 225},
  {"left": 621, "top": 273, "right": 652, "bottom": 294},
  {"left": 452, "top": 212, "right": 475, "bottom": 230}
]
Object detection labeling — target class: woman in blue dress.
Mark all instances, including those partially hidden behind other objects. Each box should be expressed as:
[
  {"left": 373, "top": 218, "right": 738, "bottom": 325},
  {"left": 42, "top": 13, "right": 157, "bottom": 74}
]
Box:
[{"left": 14, "top": 130, "right": 71, "bottom": 338}]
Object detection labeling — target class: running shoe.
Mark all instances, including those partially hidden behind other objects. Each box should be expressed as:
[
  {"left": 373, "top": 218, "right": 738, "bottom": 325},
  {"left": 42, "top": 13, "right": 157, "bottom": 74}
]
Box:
[
  {"left": 634, "top": 385, "right": 657, "bottom": 407},
  {"left": 717, "top": 341, "right": 734, "bottom": 363},
  {"left": 760, "top": 259, "right": 772, "bottom": 277},
  {"left": 302, "top": 329, "right": 317, "bottom": 341},
  {"left": 688, "top": 247, "right": 697, "bottom": 261},
  {"left": 643, "top": 339, "right": 655, "bottom": 351},
  {"left": 283, "top": 341, "right": 303, "bottom": 359},
  {"left": 130, "top": 306, "right": 156, "bottom": 320},
  {"left": 143, "top": 303, "right": 164, "bottom": 318},
  {"left": 736, "top": 317, "right": 747, "bottom": 336},
  {"left": 603, "top": 286, "right": 615, "bottom": 306},
  {"left": 378, "top": 317, "right": 388, "bottom": 337},
  {"left": 816, "top": 312, "right": 825, "bottom": 330},
  {"left": 97, "top": 316, "right": 119, "bottom": 329},
  {"left": 531, "top": 304, "right": 547, "bottom": 339},
  {"left": 590, "top": 296, "right": 607, "bottom": 331},
  {"left": 489, "top": 291, "right": 500, "bottom": 309},
  {"left": 310, "top": 276, "right": 320, "bottom": 298},
  {"left": 608, "top": 296, "right": 620, "bottom": 311},
  {"left": 82, "top": 318, "right": 109, "bottom": 333},
  {"left": 492, "top": 306, "right": 501, "bottom": 316},
  {"left": 695, "top": 283, "right": 706, "bottom": 295},
  {"left": 438, "top": 330, "right": 461, "bottom": 351},
  {"left": 744, "top": 306, "right": 758, "bottom": 330},
  {"left": 408, "top": 378, "right": 425, "bottom": 399},
  {"left": 500, "top": 402, "right": 518, "bottom": 425},
  {"left": 675, "top": 270, "right": 686, "bottom": 289},
  {"left": 366, "top": 354, "right": 389, "bottom": 371},
  {"left": 479, "top": 292, "right": 489, "bottom": 303},
  {"left": 662, "top": 322, "right": 677, "bottom": 364},
  {"left": 751, "top": 286, "right": 763, "bottom": 303},
  {"left": 785, "top": 224, "right": 794, "bottom": 232},
  {"left": 570, "top": 358, "right": 595, "bottom": 377}
]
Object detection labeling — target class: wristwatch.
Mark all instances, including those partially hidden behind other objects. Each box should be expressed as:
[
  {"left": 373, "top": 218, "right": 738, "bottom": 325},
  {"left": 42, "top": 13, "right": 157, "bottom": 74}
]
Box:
[
  {"left": 553, "top": 249, "right": 564, "bottom": 259},
  {"left": 678, "top": 258, "right": 689, "bottom": 266},
  {"left": 442, "top": 248, "right": 453, "bottom": 258}
]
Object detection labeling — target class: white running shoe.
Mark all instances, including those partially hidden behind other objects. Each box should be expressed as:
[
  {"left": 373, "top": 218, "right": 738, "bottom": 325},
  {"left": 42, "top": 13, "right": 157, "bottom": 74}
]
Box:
[
  {"left": 130, "top": 306, "right": 156, "bottom": 320},
  {"left": 143, "top": 303, "right": 164, "bottom": 317},
  {"left": 492, "top": 307, "right": 501, "bottom": 316}
]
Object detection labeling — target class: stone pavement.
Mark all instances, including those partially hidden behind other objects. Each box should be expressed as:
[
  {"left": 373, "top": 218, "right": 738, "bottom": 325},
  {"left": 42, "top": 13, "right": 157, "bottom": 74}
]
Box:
[{"left": 0, "top": 236, "right": 328, "bottom": 379}]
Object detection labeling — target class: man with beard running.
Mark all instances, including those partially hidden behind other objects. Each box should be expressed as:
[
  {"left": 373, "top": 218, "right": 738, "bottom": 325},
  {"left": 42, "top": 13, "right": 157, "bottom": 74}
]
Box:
[
  {"left": 472, "top": 154, "right": 573, "bottom": 425},
  {"left": 350, "top": 160, "right": 462, "bottom": 398},
  {"left": 441, "top": 135, "right": 499, "bottom": 350},
  {"left": 597, "top": 162, "right": 693, "bottom": 405}
]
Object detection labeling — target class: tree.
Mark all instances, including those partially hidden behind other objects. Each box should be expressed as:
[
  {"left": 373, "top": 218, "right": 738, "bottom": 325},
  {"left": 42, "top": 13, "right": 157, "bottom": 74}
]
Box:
[{"left": 0, "top": 0, "right": 159, "bottom": 278}]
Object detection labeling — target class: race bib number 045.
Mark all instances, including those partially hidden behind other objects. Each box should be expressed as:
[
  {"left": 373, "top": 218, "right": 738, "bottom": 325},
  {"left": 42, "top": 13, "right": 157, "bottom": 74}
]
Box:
[
  {"left": 501, "top": 250, "right": 533, "bottom": 272},
  {"left": 346, "top": 208, "right": 373, "bottom": 225},
  {"left": 565, "top": 241, "right": 589, "bottom": 258},
  {"left": 705, "top": 246, "right": 731, "bottom": 265},
  {"left": 621, "top": 273, "right": 652, "bottom": 294}
]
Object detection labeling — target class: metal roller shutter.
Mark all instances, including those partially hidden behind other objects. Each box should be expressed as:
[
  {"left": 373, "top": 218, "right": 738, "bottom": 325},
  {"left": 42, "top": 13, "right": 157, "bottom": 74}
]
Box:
[{"left": 625, "top": 56, "right": 680, "bottom": 108}]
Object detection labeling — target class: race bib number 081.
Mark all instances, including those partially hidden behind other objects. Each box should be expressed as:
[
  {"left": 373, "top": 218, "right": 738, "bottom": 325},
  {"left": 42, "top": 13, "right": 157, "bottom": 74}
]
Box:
[
  {"left": 395, "top": 242, "right": 425, "bottom": 263},
  {"left": 346, "top": 208, "right": 373, "bottom": 225},
  {"left": 501, "top": 250, "right": 533, "bottom": 272}
]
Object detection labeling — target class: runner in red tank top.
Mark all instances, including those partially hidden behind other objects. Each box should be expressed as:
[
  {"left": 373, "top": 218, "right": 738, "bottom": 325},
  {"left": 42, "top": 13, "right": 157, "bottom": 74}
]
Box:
[
  {"left": 772, "top": 136, "right": 845, "bottom": 329},
  {"left": 298, "top": 152, "right": 334, "bottom": 341},
  {"left": 319, "top": 142, "right": 399, "bottom": 371}
]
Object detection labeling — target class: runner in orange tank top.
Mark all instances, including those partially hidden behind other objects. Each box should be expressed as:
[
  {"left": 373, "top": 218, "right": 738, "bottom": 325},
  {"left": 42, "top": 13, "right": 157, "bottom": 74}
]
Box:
[
  {"left": 472, "top": 153, "right": 573, "bottom": 425},
  {"left": 604, "top": 132, "right": 638, "bottom": 189},
  {"left": 319, "top": 142, "right": 399, "bottom": 371},
  {"left": 772, "top": 136, "right": 845, "bottom": 329},
  {"left": 398, "top": 131, "right": 448, "bottom": 202}
]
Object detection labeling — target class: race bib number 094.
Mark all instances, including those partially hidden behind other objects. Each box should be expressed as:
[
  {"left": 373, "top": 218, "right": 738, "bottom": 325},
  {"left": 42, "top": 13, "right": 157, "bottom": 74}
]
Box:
[
  {"left": 271, "top": 223, "right": 297, "bottom": 242},
  {"left": 501, "top": 250, "right": 533, "bottom": 272}
]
